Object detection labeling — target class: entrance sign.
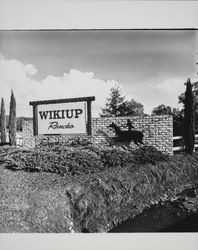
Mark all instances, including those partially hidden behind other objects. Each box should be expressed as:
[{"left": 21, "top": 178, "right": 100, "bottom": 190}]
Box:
[
  {"left": 29, "top": 96, "right": 95, "bottom": 136},
  {"left": 37, "top": 102, "right": 86, "bottom": 135}
]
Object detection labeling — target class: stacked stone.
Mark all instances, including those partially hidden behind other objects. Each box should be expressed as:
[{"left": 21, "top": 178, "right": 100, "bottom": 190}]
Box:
[
  {"left": 22, "top": 119, "right": 35, "bottom": 149},
  {"left": 21, "top": 115, "right": 173, "bottom": 155},
  {"left": 35, "top": 134, "right": 91, "bottom": 146},
  {"left": 91, "top": 115, "right": 173, "bottom": 155}
]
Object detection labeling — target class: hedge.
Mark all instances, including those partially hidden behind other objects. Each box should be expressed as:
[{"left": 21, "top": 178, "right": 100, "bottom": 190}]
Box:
[{"left": 1, "top": 145, "right": 169, "bottom": 175}]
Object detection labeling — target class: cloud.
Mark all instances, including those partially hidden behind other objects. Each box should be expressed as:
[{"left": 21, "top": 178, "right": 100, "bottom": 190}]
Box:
[
  {"left": 0, "top": 56, "right": 186, "bottom": 119},
  {"left": 24, "top": 64, "right": 37, "bottom": 76},
  {"left": 155, "top": 78, "right": 185, "bottom": 94},
  {"left": 0, "top": 56, "right": 118, "bottom": 117},
  {"left": 152, "top": 78, "right": 187, "bottom": 111}
]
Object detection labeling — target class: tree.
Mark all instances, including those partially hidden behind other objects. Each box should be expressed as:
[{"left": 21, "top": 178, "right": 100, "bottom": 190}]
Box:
[
  {"left": 0, "top": 98, "right": 7, "bottom": 144},
  {"left": 100, "top": 86, "right": 144, "bottom": 117},
  {"left": 152, "top": 104, "right": 172, "bottom": 115},
  {"left": 172, "top": 108, "right": 184, "bottom": 136},
  {"left": 183, "top": 79, "right": 195, "bottom": 155},
  {"left": 178, "top": 80, "right": 198, "bottom": 132},
  {"left": 100, "top": 86, "right": 125, "bottom": 117},
  {"left": 120, "top": 99, "right": 144, "bottom": 116},
  {"left": 152, "top": 104, "right": 184, "bottom": 136},
  {"left": 9, "top": 90, "right": 16, "bottom": 146}
]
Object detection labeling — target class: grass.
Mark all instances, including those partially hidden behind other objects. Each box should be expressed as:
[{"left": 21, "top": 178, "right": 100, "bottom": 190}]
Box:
[{"left": 0, "top": 144, "right": 198, "bottom": 233}]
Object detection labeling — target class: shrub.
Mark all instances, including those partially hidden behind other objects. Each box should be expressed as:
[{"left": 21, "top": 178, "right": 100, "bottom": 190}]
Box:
[
  {"left": 2, "top": 147, "right": 104, "bottom": 175},
  {"left": 39, "top": 136, "right": 92, "bottom": 148},
  {"left": 1, "top": 144, "right": 170, "bottom": 176},
  {"left": 62, "top": 149, "right": 104, "bottom": 175},
  {"left": 64, "top": 137, "right": 92, "bottom": 147},
  {"left": 100, "top": 148, "right": 135, "bottom": 168},
  {"left": 131, "top": 146, "right": 169, "bottom": 165}
]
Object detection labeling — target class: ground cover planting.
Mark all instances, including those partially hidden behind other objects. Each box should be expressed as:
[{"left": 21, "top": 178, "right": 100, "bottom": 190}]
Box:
[{"left": 0, "top": 141, "right": 198, "bottom": 232}]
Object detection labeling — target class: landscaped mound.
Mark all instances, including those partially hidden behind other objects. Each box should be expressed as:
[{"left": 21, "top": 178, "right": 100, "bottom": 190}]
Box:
[{"left": 0, "top": 143, "right": 198, "bottom": 232}]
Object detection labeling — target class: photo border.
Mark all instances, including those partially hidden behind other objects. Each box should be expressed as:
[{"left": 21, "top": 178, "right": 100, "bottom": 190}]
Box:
[{"left": 0, "top": 1, "right": 198, "bottom": 249}]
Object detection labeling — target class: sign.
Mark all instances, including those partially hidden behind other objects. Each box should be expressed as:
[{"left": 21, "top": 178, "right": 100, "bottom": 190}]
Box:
[
  {"left": 29, "top": 96, "right": 95, "bottom": 136},
  {"left": 37, "top": 102, "right": 86, "bottom": 135}
]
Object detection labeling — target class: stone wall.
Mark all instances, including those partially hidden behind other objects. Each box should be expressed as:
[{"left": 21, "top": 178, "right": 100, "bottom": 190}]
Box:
[
  {"left": 92, "top": 115, "right": 173, "bottom": 154},
  {"left": 22, "top": 119, "right": 35, "bottom": 148},
  {"left": 22, "top": 115, "right": 173, "bottom": 154}
]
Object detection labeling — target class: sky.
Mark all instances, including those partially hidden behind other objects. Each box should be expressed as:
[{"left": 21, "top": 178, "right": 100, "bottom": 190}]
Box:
[{"left": 0, "top": 30, "right": 197, "bottom": 117}]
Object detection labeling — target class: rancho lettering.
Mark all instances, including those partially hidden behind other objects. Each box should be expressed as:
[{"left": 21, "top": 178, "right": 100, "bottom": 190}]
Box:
[
  {"left": 48, "top": 121, "right": 74, "bottom": 130},
  {"left": 39, "top": 109, "right": 83, "bottom": 120}
]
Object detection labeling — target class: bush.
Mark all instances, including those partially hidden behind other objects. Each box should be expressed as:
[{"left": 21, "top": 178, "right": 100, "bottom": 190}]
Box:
[
  {"left": 2, "top": 147, "right": 104, "bottom": 175},
  {"left": 1, "top": 144, "right": 170, "bottom": 176},
  {"left": 131, "top": 146, "right": 170, "bottom": 165},
  {"left": 62, "top": 149, "right": 105, "bottom": 175},
  {"left": 39, "top": 136, "right": 92, "bottom": 148},
  {"left": 100, "top": 148, "right": 134, "bottom": 168}
]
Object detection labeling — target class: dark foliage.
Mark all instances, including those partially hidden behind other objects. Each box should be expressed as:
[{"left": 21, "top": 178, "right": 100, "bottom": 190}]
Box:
[
  {"left": 0, "top": 98, "right": 7, "bottom": 143},
  {"left": 39, "top": 136, "right": 92, "bottom": 148},
  {"left": 9, "top": 90, "right": 17, "bottom": 146},
  {"left": 173, "top": 111, "right": 184, "bottom": 136},
  {"left": 119, "top": 99, "right": 144, "bottom": 116},
  {"left": 131, "top": 146, "right": 170, "bottom": 165},
  {"left": 2, "top": 148, "right": 104, "bottom": 176},
  {"left": 100, "top": 85, "right": 125, "bottom": 117},
  {"left": 100, "top": 85, "right": 144, "bottom": 117},
  {"left": 99, "top": 148, "right": 135, "bottom": 168},
  {"left": 184, "top": 79, "right": 195, "bottom": 155},
  {"left": 178, "top": 80, "right": 198, "bottom": 132},
  {"left": 152, "top": 104, "right": 172, "bottom": 115},
  {"left": 1, "top": 144, "right": 170, "bottom": 176}
]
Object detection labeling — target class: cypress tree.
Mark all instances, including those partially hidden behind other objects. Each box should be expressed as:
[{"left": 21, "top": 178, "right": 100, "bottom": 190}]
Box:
[
  {"left": 0, "top": 98, "right": 7, "bottom": 144},
  {"left": 184, "top": 79, "right": 195, "bottom": 155},
  {"left": 9, "top": 90, "right": 16, "bottom": 146}
]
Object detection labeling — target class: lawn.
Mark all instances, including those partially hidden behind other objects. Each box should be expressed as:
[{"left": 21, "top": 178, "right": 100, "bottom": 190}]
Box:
[{"left": 0, "top": 143, "right": 198, "bottom": 233}]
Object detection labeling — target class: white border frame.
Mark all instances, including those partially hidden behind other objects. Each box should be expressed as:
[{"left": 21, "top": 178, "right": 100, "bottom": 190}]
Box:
[
  {"left": 0, "top": 1, "right": 198, "bottom": 29},
  {"left": 0, "top": 1, "right": 198, "bottom": 250}
]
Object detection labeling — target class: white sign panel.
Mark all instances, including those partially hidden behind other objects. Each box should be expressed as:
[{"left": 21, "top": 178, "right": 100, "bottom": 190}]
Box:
[{"left": 37, "top": 102, "right": 87, "bottom": 135}]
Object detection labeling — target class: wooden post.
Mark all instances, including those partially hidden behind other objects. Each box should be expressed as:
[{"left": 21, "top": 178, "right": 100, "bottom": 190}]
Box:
[
  {"left": 87, "top": 100, "right": 92, "bottom": 135},
  {"left": 33, "top": 105, "right": 38, "bottom": 136}
]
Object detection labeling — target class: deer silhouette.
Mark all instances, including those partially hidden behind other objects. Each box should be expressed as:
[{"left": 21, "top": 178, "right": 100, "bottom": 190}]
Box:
[{"left": 108, "top": 122, "right": 144, "bottom": 145}]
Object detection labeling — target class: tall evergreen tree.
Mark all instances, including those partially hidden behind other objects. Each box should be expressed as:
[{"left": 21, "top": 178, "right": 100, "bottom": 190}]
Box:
[
  {"left": 0, "top": 98, "right": 7, "bottom": 144},
  {"left": 9, "top": 90, "right": 16, "bottom": 146},
  {"left": 184, "top": 79, "right": 195, "bottom": 155},
  {"left": 100, "top": 86, "right": 125, "bottom": 117},
  {"left": 100, "top": 86, "right": 144, "bottom": 117},
  {"left": 178, "top": 80, "right": 198, "bottom": 132}
]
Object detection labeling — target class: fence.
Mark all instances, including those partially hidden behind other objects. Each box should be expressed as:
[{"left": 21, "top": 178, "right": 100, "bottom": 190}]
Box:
[{"left": 173, "top": 134, "right": 198, "bottom": 152}]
